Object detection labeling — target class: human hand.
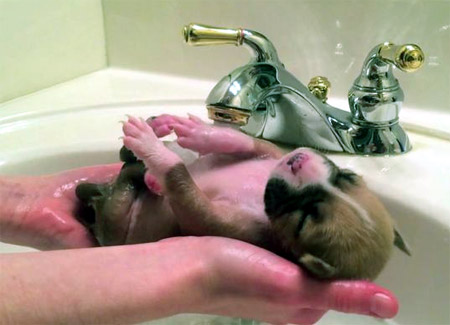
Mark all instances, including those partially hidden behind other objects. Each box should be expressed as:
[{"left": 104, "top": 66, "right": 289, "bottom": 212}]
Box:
[
  {"left": 0, "top": 164, "right": 121, "bottom": 250},
  {"left": 0, "top": 236, "right": 398, "bottom": 324},
  {"left": 182, "top": 236, "right": 398, "bottom": 324}
]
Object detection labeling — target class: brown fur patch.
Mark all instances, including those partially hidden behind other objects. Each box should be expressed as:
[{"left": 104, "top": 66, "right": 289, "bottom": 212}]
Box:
[{"left": 271, "top": 179, "right": 394, "bottom": 280}]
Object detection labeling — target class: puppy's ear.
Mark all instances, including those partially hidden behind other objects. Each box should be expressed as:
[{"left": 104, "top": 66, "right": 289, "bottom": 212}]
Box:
[
  {"left": 299, "top": 253, "right": 337, "bottom": 278},
  {"left": 394, "top": 228, "right": 412, "bottom": 256}
]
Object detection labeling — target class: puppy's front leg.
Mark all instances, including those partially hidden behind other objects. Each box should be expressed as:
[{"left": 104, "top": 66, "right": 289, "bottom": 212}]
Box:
[
  {"left": 123, "top": 116, "right": 270, "bottom": 244},
  {"left": 150, "top": 114, "right": 285, "bottom": 159}
]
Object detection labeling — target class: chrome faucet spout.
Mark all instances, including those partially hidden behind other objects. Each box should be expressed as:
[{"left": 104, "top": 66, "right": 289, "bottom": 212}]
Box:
[{"left": 183, "top": 23, "right": 282, "bottom": 65}]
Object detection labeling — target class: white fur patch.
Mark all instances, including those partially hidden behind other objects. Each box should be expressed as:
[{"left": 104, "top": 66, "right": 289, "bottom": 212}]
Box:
[{"left": 323, "top": 182, "right": 374, "bottom": 228}]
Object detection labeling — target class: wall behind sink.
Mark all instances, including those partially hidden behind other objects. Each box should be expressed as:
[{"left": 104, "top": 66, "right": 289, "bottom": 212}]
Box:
[
  {"left": 102, "top": 0, "right": 450, "bottom": 112},
  {"left": 0, "top": 0, "right": 106, "bottom": 103}
]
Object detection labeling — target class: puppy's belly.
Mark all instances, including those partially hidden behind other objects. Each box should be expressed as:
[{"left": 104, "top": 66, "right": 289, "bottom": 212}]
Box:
[
  {"left": 191, "top": 156, "right": 277, "bottom": 219},
  {"left": 127, "top": 156, "right": 276, "bottom": 243}
]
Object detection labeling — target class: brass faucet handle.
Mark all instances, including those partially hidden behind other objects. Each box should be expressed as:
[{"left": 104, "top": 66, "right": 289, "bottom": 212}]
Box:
[
  {"left": 308, "top": 76, "right": 331, "bottom": 103},
  {"left": 379, "top": 42, "right": 425, "bottom": 72},
  {"left": 183, "top": 23, "right": 244, "bottom": 46}
]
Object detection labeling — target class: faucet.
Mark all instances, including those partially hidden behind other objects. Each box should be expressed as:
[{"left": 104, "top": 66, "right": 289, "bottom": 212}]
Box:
[{"left": 183, "top": 23, "right": 425, "bottom": 155}]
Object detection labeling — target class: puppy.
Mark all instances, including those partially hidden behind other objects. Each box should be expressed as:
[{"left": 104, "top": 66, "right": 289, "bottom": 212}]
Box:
[{"left": 76, "top": 114, "right": 410, "bottom": 280}]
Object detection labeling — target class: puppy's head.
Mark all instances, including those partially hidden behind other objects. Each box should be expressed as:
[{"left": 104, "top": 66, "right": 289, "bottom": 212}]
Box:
[{"left": 264, "top": 148, "right": 407, "bottom": 280}]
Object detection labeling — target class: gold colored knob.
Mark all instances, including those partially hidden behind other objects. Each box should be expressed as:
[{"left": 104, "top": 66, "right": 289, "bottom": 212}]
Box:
[
  {"left": 379, "top": 43, "right": 425, "bottom": 72},
  {"left": 308, "top": 76, "right": 331, "bottom": 103},
  {"left": 396, "top": 44, "right": 425, "bottom": 72},
  {"left": 183, "top": 23, "right": 244, "bottom": 46}
]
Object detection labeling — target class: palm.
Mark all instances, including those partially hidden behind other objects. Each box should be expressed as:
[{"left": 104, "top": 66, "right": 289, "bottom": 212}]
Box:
[{"left": 8, "top": 164, "right": 122, "bottom": 250}]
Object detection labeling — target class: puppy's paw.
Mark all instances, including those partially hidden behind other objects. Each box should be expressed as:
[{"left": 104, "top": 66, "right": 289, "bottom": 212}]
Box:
[
  {"left": 172, "top": 115, "right": 252, "bottom": 155},
  {"left": 148, "top": 114, "right": 200, "bottom": 138},
  {"left": 122, "top": 115, "right": 182, "bottom": 175},
  {"left": 123, "top": 116, "right": 159, "bottom": 160},
  {"left": 147, "top": 114, "right": 212, "bottom": 155}
]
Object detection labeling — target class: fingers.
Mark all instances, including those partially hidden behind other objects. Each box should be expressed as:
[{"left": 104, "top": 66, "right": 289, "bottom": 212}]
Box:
[
  {"left": 289, "top": 308, "right": 326, "bottom": 325},
  {"left": 207, "top": 238, "right": 398, "bottom": 322},
  {"left": 303, "top": 280, "right": 398, "bottom": 319}
]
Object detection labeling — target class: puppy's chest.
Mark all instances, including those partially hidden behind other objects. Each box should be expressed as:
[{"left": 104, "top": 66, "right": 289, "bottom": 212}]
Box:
[{"left": 189, "top": 156, "right": 277, "bottom": 210}]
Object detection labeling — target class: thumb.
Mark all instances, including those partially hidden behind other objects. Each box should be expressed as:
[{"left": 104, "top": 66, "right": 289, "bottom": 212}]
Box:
[{"left": 303, "top": 280, "right": 399, "bottom": 319}]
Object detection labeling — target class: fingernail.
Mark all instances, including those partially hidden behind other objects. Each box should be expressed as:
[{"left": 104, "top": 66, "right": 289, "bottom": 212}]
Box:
[{"left": 370, "top": 293, "right": 396, "bottom": 318}]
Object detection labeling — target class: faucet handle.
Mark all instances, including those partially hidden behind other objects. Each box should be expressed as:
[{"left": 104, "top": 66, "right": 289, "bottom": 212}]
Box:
[
  {"left": 308, "top": 76, "right": 331, "bottom": 103},
  {"left": 378, "top": 42, "right": 425, "bottom": 72},
  {"left": 183, "top": 23, "right": 244, "bottom": 46}
]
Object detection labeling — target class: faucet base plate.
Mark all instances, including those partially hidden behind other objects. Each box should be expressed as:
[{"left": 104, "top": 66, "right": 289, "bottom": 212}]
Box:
[{"left": 346, "top": 123, "right": 411, "bottom": 155}]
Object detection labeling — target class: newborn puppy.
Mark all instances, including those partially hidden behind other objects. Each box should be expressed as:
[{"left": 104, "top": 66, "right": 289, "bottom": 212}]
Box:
[{"left": 76, "top": 114, "right": 409, "bottom": 280}]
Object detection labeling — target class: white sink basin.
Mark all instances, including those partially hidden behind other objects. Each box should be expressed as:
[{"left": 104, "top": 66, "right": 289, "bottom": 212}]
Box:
[{"left": 1, "top": 99, "right": 449, "bottom": 324}]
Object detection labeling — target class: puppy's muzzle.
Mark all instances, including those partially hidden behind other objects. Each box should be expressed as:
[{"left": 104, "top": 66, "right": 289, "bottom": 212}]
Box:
[{"left": 287, "top": 153, "right": 307, "bottom": 174}]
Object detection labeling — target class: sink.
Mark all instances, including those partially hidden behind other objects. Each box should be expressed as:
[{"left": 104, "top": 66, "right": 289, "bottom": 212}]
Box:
[{"left": 1, "top": 99, "right": 449, "bottom": 325}]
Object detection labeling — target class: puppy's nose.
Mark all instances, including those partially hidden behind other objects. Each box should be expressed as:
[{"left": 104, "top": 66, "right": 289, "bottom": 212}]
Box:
[{"left": 287, "top": 153, "right": 307, "bottom": 174}]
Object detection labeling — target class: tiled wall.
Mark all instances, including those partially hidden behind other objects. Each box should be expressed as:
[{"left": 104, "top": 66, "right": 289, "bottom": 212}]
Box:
[
  {"left": 103, "top": 0, "right": 450, "bottom": 112},
  {"left": 0, "top": 0, "right": 106, "bottom": 103}
]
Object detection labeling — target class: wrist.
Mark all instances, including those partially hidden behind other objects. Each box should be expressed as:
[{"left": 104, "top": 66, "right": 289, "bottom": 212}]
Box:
[
  {"left": 144, "top": 237, "right": 216, "bottom": 315},
  {"left": 0, "top": 240, "right": 214, "bottom": 324}
]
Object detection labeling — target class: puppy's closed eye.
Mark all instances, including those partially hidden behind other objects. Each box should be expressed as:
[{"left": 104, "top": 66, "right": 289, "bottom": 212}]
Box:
[
  {"left": 264, "top": 178, "right": 296, "bottom": 218},
  {"left": 264, "top": 180, "right": 330, "bottom": 220},
  {"left": 331, "top": 168, "right": 360, "bottom": 190},
  {"left": 294, "top": 211, "right": 308, "bottom": 237}
]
